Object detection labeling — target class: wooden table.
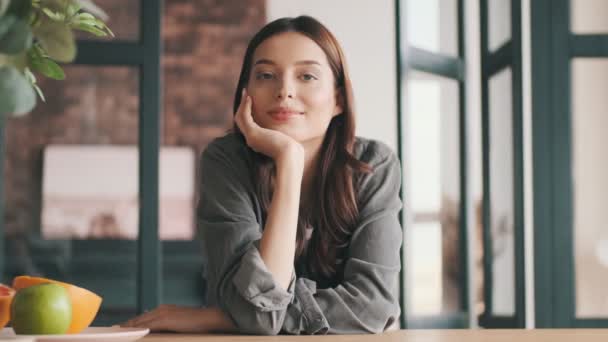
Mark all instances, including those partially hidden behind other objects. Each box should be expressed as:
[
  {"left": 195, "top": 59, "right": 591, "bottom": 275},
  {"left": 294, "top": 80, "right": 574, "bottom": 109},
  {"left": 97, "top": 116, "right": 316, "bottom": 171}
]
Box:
[{"left": 143, "top": 329, "right": 608, "bottom": 342}]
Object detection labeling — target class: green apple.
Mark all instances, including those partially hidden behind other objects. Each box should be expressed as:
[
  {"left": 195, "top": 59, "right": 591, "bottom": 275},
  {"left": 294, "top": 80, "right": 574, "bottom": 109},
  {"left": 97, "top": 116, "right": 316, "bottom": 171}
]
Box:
[{"left": 10, "top": 283, "right": 72, "bottom": 335}]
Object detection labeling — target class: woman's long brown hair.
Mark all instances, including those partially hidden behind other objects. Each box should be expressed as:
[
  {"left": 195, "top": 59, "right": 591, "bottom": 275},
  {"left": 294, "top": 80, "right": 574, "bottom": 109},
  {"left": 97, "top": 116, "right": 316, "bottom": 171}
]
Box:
[{"left": 232, "top": 16, "right": 370, "bottom": 286}]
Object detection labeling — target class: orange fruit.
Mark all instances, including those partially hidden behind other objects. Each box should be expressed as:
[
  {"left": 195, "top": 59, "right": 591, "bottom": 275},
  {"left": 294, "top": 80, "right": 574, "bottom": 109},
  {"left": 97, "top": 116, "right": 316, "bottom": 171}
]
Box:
[
  {"left": 0, "top": 284, "right": 16, "bottom": 329},
  {"left": 12, "top": 276, "right": 102, "bottom": 334}
]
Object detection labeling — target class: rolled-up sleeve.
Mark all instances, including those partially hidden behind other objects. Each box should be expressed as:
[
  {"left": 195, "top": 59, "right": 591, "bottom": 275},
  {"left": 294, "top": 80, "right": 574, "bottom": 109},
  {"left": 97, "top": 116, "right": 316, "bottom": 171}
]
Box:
[
  {"left": 281, "top": 145, "right": 403, "bottom": 335},
  {"left": 198, "top": 140, "right": 296, "bottom": 335}
]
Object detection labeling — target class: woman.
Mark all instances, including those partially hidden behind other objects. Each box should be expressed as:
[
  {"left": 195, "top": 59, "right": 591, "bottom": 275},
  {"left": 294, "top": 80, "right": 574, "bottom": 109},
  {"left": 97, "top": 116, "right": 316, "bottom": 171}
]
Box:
[{"left": 122, "top": 15, "right": 402, "bottom": 335}]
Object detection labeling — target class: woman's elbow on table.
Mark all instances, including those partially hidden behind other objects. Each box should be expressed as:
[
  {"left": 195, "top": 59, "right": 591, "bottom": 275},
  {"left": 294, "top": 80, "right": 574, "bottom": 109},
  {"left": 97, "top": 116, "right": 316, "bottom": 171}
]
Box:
[
  {"left": 343, "top": 294, "right": 401, "bottom": 334},
  {"left": 229, "top": 306, "right": 287, "bottom": 335},
  {"left": 366, "top": 299, "right": 401, "bottom": 333},
  {"left": 220, "top": 283, "right": 291, "bottom": 335}
]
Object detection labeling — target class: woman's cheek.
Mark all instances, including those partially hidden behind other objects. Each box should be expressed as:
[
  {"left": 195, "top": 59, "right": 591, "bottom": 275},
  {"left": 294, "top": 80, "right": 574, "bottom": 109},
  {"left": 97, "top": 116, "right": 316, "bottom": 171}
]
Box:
[{"left": 250, "top": 102, "right": 265, "bottom": 126}]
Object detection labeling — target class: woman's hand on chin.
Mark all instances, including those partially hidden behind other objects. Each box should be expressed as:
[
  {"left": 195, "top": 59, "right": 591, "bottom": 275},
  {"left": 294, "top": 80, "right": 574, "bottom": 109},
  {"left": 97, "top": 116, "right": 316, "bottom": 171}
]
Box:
[{"left": 235, "top": 89, "right": 304, "bottom": 164}]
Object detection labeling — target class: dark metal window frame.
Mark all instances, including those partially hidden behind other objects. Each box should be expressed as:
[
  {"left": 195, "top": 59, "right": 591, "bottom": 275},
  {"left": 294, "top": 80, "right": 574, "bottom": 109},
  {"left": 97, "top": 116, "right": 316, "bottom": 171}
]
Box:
[
  {"left": 395, "top": 0, "right": 470, "bottom": 329},
  {"left": 478, "top": 0, "right": 527, "bottom": 329},
  {"left": 0, "top": 0, "right": 164, "bottom": 317},
  {"left": 532, "top": 0, "right": 608, "bottom": 328},
  {"left": 75, "top": 0, "right": 164, "bottom": 315}
]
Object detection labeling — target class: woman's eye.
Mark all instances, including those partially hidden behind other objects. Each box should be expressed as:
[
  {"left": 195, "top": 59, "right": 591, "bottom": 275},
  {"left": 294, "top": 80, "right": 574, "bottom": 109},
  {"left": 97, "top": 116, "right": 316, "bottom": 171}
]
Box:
[
  {"left": 300, "top": 73, "right": 317, "bottom": 81},
  {"left": 256, "top": 72, "right": 274, "bottom": 80}
]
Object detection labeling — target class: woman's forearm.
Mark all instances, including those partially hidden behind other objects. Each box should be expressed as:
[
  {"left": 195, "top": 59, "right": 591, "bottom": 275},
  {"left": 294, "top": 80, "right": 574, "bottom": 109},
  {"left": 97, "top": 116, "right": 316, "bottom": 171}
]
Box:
[
  {"left": 258, "top": 149, "right": 304, "bottom": 290},
  {"left": 204, "top": 307, "right": 237, "bottom": 333}
]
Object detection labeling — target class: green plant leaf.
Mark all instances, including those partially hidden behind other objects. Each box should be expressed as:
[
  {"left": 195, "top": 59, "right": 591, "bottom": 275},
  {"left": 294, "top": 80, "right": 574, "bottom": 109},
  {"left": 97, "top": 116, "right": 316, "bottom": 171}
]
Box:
[
  {"left": 32, "top": 17, "right": 75, "bottom": 62},
  {"left": 72, "top": 16, "right": 113, "bottom": 37},
  {"left": 0, "top": 0, "right": 10, "bottom": 17},
  {"left": 75, "top": 12, "right": 95, "bottom": 21},
  {"left": 24, "top": 65, "right": 36, "bottom": 83},
  {"left": 72, "top": 22, "right": 105, "bottom": 36},
  {"left": 29, "top": 53, "right": 65, "bottom": 80},
  {"left": 75, "top": 0, "right": 108, "bottom": 21},
  {"left": 66, "top": 2, "right": 81, "bottom": 18},
  {"left": 0, "top": 15, "right": 33, "bottom": 54},
  {"left": 0, "top": 14, "right": 15, "bottom": 36},
  {"left": 27, "top": 41, "right": 65, "bottom": 80},
  {"left": 24, "top": 67, "right": 45, "bottom": 102},
  {"left": 38, "top": 0, "right": 70, "bottom": 13},
  {"left": 32, "top": 83, "right": 45, "bottom": 102},
  {"left": 68, "top": 4, "right": 113, "bottom": 37},
  {"left": 0, "top": 66, "right": 37, "bottom": 116},
  {"left": 41, "top": 7, "right": 65, "bottom": 21},
  {"left": 7, "top": 51, "right": 28, "bottom": 71}
]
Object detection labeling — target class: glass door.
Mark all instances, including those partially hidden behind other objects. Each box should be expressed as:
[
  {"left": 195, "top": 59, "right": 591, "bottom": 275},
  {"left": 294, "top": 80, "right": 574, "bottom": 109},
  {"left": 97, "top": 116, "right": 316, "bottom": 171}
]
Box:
[
  {"left": 478, "top": 0, "right": 526, "bottom": 328},
  {"left": 532, "top": 0, "right": 608, "bottom": 328},
  {"left": 398, "top": 0, "right": 472, "bottom": 328}
]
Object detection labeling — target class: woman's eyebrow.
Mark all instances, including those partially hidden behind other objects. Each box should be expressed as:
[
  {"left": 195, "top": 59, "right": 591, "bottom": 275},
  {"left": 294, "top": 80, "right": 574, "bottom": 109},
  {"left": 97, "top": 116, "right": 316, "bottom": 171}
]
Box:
[
  {"left": 253, "top": 59, "right": 275, "bottom": 66},
  {"left": 253, "top": 59, "right": 321, "bottom": 66},
  {"left": 295, "top": 60, "right": 321, "bottom": 66}
]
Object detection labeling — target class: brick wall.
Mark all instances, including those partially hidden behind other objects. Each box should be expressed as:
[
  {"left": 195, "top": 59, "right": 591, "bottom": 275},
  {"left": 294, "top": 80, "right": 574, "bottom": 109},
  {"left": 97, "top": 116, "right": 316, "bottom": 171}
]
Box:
[{"left": 3, "top": 0, "right": 266, "bottom": 237}]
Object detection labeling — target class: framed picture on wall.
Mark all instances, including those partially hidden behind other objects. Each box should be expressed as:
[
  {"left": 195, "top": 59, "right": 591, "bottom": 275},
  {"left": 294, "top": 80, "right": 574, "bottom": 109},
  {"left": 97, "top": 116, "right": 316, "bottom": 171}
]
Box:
[{"left": 41, "top": 145, "right": 195, "bottom": 240}]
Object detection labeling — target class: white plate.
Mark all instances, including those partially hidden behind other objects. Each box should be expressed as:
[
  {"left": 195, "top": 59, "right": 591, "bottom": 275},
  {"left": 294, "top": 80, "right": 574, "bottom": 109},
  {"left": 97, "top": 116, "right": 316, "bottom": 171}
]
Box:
[{"left": 0, "top": 327, "right": 149, "bottom": 342}]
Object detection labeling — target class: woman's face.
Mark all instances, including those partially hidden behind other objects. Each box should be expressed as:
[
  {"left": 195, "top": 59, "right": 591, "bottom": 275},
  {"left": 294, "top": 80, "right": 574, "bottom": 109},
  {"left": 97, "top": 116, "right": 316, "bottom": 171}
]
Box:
[{"left": 246, "top": 32, "right": 342, "bottom": 144}]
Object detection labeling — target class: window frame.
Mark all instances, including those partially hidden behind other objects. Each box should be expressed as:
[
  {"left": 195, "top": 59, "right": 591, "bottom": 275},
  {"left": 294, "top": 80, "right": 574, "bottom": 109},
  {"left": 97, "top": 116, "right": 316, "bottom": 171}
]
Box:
[
  {"left": 531, "top": 0, "right": 608, "bottom": 328},
  {"left": 0, "top": 0, "right": 166, "bottom": 324},
  {"left": 396, "top": 0, "right": 471, "bottom": 329}
]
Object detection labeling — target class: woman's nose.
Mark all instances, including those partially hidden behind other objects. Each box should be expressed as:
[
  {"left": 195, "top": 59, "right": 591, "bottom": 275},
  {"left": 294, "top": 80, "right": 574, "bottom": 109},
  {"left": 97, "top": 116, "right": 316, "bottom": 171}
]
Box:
[{"left": 276, "top": 79, "right": 294, "bottom": 99}]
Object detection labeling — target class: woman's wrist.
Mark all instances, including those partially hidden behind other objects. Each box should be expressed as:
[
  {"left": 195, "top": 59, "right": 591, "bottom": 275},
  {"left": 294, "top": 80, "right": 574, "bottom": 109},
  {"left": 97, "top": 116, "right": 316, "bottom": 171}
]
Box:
[
  {"left": 203, "top": 307, "right": 236, "bottom": 333},
  {"left": 173, "top": 307, "right": 235, "bottom": 333},
  {"left": 276, "top": 142, "right": 305, "bottom": 171}
]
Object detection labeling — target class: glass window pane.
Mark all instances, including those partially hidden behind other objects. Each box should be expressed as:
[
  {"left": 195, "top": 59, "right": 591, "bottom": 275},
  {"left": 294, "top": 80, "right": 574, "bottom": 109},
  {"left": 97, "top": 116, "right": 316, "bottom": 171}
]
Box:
[
  {"left": 3, "top": 66, "right": 140, "bottom": 325},
  {"left": 407, "top": 0, "right": 459, "bottom": 56},
  {"left": 572, "top": 59, "right": 608, "bottom": 318},
  {"left": 75, "top": 0, "right": 140, "bottom": 41},
  {"left": 488, "top": 0, "right": 511, "bottom": 51},
  {"left": 407, "top": 71, "right": 461, "bottom": 314},
  {"left": 409, "top": 222, "right": 443, "bottom": 315},
  {"left": 571, "top": 0, "right": 608, "bottom": 34},
  {"left": 488, "top": 67, "right": 515, "bottom": 316}
]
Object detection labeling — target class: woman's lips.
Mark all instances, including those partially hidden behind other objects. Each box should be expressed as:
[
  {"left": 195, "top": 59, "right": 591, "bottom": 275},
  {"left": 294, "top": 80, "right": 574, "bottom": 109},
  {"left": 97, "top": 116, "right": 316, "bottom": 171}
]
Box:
[{"left": 268, "top": 110, "right": 303, "bottom": 122}]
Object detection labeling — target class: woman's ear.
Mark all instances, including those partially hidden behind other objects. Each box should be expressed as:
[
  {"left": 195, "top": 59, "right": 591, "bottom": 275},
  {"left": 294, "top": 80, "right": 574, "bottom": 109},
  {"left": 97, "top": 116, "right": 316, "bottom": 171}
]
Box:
[{"left": 333, "top": 88, "right": 344, "bottom": 117}]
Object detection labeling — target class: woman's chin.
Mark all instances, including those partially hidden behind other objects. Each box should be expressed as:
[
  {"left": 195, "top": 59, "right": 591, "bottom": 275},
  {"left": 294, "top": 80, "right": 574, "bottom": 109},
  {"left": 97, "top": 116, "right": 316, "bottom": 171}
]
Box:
[
  {"left": 259, "top": 122, "right": 322, "bottom": 144},
  {"left": 265, "top": 125, "right": 302, "bottom": 140}
]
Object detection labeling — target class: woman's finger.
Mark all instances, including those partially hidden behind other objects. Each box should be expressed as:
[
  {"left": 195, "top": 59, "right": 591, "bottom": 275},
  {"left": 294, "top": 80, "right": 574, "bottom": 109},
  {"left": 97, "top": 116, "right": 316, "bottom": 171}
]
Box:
[
  {"left": 235, "top": 88, "right": 249, "bottom": 133},
  {"left": 121, "top": 313, "right": 143, "bottom": 327},
  {"left": 125, "top": 315, "right": 161, "bottom": 330},
  {"left": 241, "top": 95, "right": 256, "bottom": 130},
  {"left": 132, "top": 316, "right": 161, "bottom": 330},
  {"left": 120, "top": 309, "right": 156, "bottom": 328},
  {"left": 240, "top": 87, "right": 247, "bottom": 107},
  {"left": 121, "top": 315, "right": 146, "bottom": 327},
  {"left": 120, "top": 317, "right": 140, "bottom": 327},
  {"left": 236, "top": 92, "right": 256, "bottom": 136}
]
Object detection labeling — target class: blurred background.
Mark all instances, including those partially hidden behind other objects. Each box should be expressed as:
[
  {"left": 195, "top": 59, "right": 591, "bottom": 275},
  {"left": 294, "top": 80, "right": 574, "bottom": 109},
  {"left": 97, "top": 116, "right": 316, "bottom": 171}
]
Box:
[{"left": 1, "top": 0, "right": 608, "bottom": 330}]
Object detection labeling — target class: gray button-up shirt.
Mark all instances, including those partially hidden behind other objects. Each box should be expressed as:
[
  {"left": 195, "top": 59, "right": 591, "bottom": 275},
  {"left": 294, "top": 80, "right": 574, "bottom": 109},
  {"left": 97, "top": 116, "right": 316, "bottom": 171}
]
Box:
[{"left": 198, "top": 132, "right": 403, "bottom": 335}]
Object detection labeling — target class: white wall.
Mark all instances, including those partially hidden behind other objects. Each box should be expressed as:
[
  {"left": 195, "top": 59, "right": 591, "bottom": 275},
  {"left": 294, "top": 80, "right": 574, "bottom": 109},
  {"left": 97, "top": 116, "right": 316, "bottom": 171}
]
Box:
[{"left": 266, "top": 0, "right": 398, "bottom": 151}]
